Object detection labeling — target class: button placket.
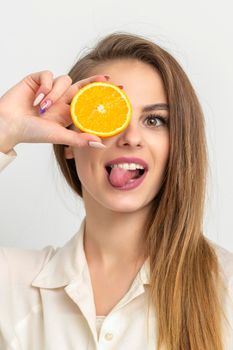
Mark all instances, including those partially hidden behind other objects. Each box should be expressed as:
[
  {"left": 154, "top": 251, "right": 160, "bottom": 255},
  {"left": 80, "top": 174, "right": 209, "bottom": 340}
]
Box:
[{"left": 98, "top": 315, "right": 118, "bottom": 345}]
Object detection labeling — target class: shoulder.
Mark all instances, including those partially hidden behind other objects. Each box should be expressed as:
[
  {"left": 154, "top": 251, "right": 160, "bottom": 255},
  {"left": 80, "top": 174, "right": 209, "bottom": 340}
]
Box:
[
  {"left": 0, "top": 244, "right": 57, "bottom": 285},
  {"left": 210, "top": 240, "right": 233, "bottom": 279},
  {"left": 209, "top": 240, "right": 233, "bottom": 297}
]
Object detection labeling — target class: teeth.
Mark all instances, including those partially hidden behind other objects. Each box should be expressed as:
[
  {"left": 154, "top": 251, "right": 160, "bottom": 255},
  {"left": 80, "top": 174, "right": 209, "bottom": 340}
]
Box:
[{"left": 109, "top": 163, "right": 144, "bottom": 170}]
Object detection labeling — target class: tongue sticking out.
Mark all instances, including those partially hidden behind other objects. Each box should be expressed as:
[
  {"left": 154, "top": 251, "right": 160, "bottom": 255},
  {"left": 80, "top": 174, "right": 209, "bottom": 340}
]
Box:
[{"left": 109, "top": 167, "right": 141, "bottom": 187}]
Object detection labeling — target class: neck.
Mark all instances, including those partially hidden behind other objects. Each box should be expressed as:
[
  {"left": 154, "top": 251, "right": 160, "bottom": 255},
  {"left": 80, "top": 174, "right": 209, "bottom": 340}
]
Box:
[{"left": 83, "top": 194, "right": 151, "bottom": 269}]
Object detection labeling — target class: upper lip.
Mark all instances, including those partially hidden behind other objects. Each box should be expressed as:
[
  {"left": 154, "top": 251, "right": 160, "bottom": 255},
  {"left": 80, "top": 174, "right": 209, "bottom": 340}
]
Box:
[{"left": 105, "top": 157, "right": 149, "bottom": 170}]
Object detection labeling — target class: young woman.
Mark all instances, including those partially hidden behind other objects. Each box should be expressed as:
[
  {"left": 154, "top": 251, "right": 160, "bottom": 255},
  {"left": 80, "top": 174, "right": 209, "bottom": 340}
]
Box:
[{"left": 0, "top": 32, "right": 233, "bottom": 350}]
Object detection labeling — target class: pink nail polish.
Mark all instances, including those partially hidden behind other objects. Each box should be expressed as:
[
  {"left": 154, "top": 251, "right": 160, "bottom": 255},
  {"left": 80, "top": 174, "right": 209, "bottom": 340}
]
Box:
[
  {"left": 39, "top": 99, "right": 52, "bottom": 114},
  {"left": 33, "top": 93, "right": 45, "bottom": 107},
  {"left": 88, "top": 141, "right": 106, "bottom": 149}
]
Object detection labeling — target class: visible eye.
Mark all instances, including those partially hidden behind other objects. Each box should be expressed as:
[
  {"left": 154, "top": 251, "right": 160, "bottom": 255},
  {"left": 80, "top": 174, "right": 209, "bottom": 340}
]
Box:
[{"left": 144, "top": 114, "right": 168, "bottom": 127}]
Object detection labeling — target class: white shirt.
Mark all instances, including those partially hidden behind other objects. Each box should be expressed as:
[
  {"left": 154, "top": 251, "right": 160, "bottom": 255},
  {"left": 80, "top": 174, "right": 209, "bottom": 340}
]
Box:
[{"left": 1, "top": 150, "right": 233, "bottom": 350}]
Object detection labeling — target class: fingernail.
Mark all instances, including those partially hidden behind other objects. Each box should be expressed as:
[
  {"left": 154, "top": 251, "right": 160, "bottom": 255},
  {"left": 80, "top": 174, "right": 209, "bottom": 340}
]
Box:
[
  {"left": 39, "top": 99, "right": 52, "bottom": 114},
  {"left": 88, "top": 141, "right": 106, "bottom": 149},
  {"left": 117, "top": 85, "right": 124, "bottom": 89},
  {"left": 33, "top": 93, "right": 45, "bottom": 107},
  {"left": 104, "top": 75, "right": 110, "bottom": 80}
]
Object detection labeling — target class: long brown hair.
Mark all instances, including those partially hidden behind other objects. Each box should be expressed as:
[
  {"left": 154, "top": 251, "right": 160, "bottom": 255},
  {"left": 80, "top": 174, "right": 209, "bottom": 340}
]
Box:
[{"left": 53, "top": 32, "right": 229, "bottom": 349}]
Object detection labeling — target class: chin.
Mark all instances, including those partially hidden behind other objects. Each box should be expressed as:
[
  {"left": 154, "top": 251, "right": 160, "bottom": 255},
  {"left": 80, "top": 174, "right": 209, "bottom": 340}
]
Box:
[{"left": 97, "top": 195, "right": 152, "bottom": 213}]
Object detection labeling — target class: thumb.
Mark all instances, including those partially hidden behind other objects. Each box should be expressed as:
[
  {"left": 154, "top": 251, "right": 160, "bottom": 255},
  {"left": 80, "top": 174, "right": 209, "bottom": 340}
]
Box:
[{"left": 48, "top": 127, "right": 105, "bottom": 148}]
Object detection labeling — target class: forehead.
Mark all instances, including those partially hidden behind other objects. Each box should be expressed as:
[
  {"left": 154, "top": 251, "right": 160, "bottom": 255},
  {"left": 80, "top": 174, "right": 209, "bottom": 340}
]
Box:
[{"left": 90, "top": 58, "right": 168, "bottom": 110}]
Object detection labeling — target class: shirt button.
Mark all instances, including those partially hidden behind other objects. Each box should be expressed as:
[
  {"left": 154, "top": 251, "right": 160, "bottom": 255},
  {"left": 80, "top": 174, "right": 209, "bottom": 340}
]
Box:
[{"left": 105, "top": 332, "right": 113, "bottom": 341}]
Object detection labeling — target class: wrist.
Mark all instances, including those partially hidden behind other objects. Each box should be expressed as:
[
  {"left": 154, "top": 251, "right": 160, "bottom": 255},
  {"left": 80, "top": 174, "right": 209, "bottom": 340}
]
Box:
[
  {"left": 0, "top": 146, "right": 15, "bottom": 154},
  {"left": 0, "top": 137, "right": 17, "bottom": 154},
  {"left": 0, "top": 128, "right": 18, "bottom": 155}
]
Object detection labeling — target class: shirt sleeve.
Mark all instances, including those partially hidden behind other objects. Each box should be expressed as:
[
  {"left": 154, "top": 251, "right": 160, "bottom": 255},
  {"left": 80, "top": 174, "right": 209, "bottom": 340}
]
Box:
[{"left": 0, "top": 149, "right": 17, "bottom": 172}]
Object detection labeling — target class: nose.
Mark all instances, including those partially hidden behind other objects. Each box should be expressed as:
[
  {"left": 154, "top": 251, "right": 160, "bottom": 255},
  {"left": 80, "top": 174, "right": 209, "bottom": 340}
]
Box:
[{"left": 116, "top": 120, "right": 144, "bottom": 148}]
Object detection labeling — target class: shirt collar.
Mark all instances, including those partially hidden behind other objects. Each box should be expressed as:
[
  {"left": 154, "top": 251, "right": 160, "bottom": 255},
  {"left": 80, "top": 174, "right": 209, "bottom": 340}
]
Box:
[{"left": 31, "top": 218, "right": 150, "bottom": 289}]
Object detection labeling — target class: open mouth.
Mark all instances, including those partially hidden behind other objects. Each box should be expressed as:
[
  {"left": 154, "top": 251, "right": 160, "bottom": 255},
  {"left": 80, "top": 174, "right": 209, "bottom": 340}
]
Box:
[
  {"left": 104, "top": 157, "right": 148, "bottom": 190},
  {"left": 104, "top": 165, "right": 148, "bottom": 190}
]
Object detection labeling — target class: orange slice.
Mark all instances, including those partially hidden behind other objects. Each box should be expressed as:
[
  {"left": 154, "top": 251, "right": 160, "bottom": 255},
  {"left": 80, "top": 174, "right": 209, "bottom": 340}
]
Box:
[{"left": 70, "top": 82, "right": 132, "bottom": 137}]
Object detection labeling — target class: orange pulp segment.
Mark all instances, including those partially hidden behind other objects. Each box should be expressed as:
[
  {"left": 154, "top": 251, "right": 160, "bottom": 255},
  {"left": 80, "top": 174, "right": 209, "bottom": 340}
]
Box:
[{"left": 70, "top": 82, "right": 132, "bottom": 137}]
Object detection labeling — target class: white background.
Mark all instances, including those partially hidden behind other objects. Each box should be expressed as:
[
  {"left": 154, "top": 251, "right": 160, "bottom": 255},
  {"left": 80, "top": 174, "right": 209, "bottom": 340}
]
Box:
[{"left": 0, "top": 0, "right": 232, "bottom": 251}]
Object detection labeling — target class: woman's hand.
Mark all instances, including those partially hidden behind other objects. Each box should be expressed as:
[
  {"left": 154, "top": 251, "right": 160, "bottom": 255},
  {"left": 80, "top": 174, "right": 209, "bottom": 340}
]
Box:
[{"left": 0, "top": 70, "right": 109, "bottom": 153}]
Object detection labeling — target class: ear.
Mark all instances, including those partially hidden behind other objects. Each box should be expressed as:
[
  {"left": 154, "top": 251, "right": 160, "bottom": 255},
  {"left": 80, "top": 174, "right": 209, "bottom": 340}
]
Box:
[{"left": 64, "top": 145, "right": 74, "bottom": 159}]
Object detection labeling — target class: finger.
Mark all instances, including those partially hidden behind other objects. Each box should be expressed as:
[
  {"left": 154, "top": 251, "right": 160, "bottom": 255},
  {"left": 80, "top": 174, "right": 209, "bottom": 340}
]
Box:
[
  {"left": 63, "top": 74, "right": 110, "bottom": 104},
  {"left": 22, "top": 116, "right": 104, "bottom": 147},
  {"left": 47, "top": 127, "right": 104, "bottom": 148},
  {"left": 37, "top": 75, "right": 73, "bottom": 112},
  {"left": 25, "top": 70, "right": 54, "bottom": 106}
]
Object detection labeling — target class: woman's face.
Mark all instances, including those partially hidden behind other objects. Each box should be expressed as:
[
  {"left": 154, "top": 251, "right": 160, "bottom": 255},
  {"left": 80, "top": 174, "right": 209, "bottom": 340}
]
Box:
[{"left": 65, "top": 59, "right": 170, "bottom": 213}]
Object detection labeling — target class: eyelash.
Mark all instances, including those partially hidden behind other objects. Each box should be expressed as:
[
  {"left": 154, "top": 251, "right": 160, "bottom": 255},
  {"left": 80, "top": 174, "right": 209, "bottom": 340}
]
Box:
[{"left": 144, "top": 114, "right": 168, "bottom": 127}]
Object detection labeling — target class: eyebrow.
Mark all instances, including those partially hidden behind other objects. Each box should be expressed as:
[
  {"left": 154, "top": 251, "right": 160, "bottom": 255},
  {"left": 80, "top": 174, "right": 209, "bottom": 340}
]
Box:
[{"left": 142, "top": 103, "right": 169, "bottom": 112}]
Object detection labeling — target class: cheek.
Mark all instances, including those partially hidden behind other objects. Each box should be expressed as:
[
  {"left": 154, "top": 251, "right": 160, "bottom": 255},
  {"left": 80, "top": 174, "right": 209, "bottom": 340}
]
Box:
[
  {"left": 72, "top": 148, "right": 98, "bottom": 185},
  {"left": 72, "top": 149, "right": 90, "bottom": 179},
  {"left": 149, "top": 132, "right": 170, "bottom": 164}
]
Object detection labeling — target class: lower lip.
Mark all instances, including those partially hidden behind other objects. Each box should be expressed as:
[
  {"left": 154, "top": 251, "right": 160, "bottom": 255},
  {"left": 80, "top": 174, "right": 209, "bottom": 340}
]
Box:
[{"left": 105, "top": 169, "right": 148, "bottom": 191}]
